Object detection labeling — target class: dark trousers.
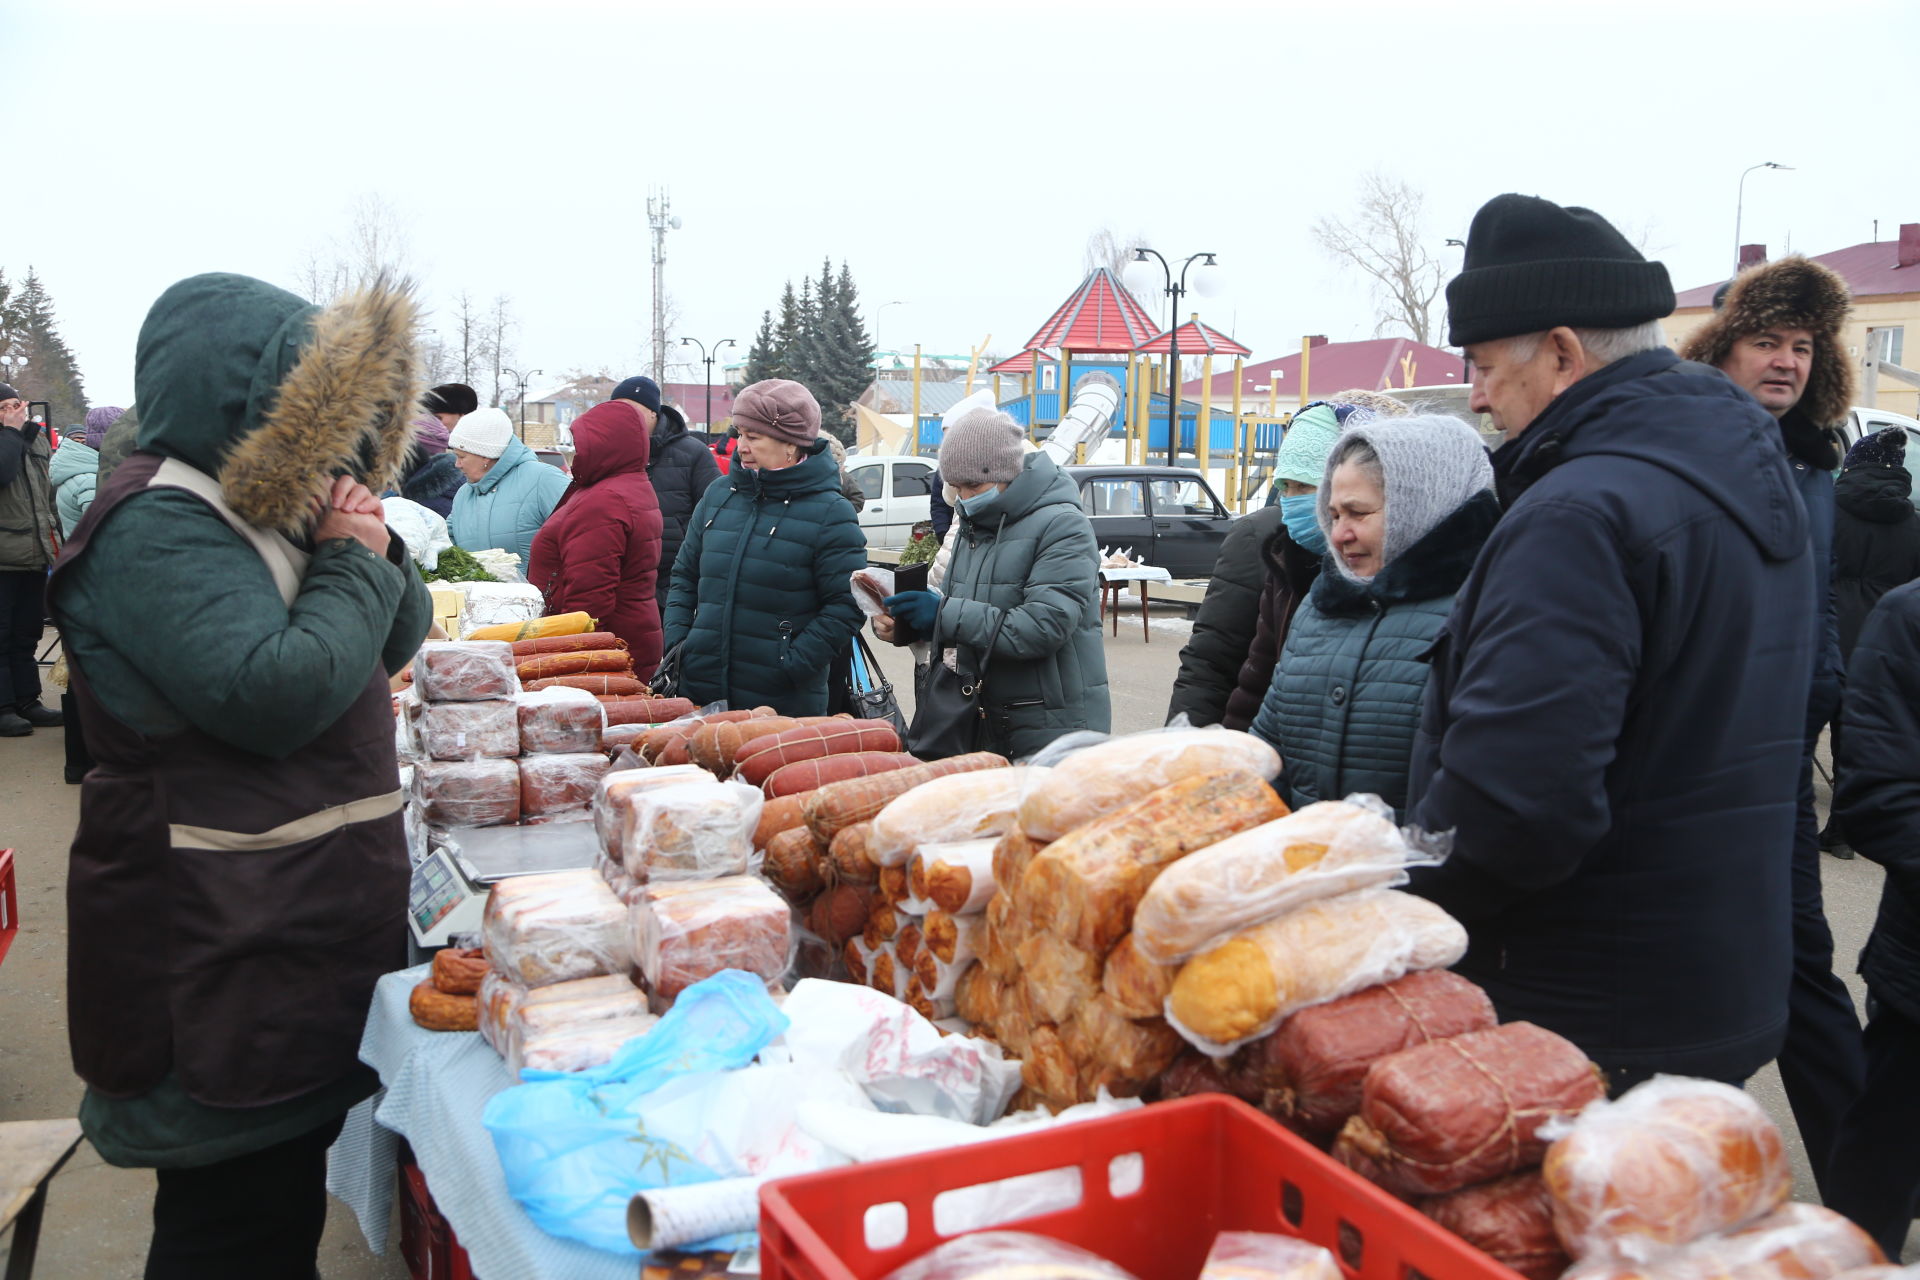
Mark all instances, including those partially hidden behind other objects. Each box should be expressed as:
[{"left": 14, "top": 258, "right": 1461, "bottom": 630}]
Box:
[
  {"left": 0, "top": 568, "right": 44, "bottom": 709},
  {"left": 1778, "top": 757, "right": 1867, "bottom": 1197},
  {"left": 145, "top": 1114, "right": 344, "bottom": 1280},
  {"left": 62, "top": 691, "right": 93, "bottom": 776},
  {"left": 1826, "top": 1001, "right": 1920, "bottom": 1260}
]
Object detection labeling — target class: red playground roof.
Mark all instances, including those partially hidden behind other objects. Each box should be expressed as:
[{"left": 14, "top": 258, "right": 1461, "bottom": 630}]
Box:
[
  {"left": 986, "top": 349, "right": 1059, "bottom": 375},
  {"left": 1136, "top": 314, "right": 1252, "bottom": 358},
  {"left": 1021, "top": 268, "right": 1162, "bottom": 354},
  {"left": 1181, "top": 337, "right": 1464, "bottom": 400}
]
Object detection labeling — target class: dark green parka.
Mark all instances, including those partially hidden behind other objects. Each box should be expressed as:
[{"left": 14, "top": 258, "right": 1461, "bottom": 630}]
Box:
[
  {"left": 662, "top": 438, "right": 867, "bottom": 716},
  {"left": 936, "top": 451, "right": 1109, "bottom": 759}
]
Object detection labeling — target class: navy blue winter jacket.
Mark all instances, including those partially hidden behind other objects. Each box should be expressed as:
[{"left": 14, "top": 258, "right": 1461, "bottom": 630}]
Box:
[{"left": 1406, "top": 348, "right": 1816, "bottom": 1082}]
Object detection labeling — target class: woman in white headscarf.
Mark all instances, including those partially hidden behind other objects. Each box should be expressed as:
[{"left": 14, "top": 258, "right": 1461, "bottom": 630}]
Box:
[{"left": 1249, "top": 413, "right": 1497, "bottom": 817}]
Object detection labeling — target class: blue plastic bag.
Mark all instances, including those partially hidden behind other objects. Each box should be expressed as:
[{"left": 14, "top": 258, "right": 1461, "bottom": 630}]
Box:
[{"left": 481, "top": 970, "right": 790, "bottom": 1255}]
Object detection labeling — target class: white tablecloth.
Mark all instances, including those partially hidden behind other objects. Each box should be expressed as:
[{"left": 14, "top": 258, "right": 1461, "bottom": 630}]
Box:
[
  {"left": 1097, "top": 565, "right": 1173, "bottom": 585},
  {"left": 326, "top": 964, "right": 636, "bottom": 1280}
]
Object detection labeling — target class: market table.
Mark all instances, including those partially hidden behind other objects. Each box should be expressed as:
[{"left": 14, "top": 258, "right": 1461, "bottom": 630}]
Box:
[
  {"left": 328, "top": 964, "right": 638, "bottom": 1280},
  {"left": 0, "top": 1118, "right": 83, "bottom": 1280},
  {"left": 1097, "top": 566, "right": 1173, "bottom": 642}
]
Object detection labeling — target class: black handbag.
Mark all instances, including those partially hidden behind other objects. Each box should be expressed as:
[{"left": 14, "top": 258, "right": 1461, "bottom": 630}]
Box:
[
  {"left": 905, "top": 607, "right": 1007, "bottom": 760},
  {"left": 649, "top": 641, "right": 685, "bottom": 698},
  {"left": 846, "top": 632, "right": 906, "bottom": 738}
]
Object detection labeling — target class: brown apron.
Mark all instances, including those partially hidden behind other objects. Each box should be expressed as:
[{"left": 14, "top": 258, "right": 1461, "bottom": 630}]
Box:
[{"left": 53, "top": 451, "right": 407, "bottom": 1107}]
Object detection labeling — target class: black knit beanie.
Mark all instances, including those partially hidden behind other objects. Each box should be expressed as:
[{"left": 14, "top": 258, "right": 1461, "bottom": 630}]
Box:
[
  {"left": 1446, "top": 194, "right": 1675, "bottom": 346},
  {"left": 610, "top": 376, "right": 662, "bottom": 413},
  {"left": 422, "top": 382, "right": 479, "bottom": 417}
]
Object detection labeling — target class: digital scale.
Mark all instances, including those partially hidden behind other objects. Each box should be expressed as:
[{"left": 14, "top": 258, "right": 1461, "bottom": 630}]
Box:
[{"left": 406, "top": 822, "right": 601, "bottom": 948}]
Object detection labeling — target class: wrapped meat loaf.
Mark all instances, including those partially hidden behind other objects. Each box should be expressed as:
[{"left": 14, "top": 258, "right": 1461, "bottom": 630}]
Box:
[
  {"left": 1166, "top": 889, "right": 1468, "bottom": 1053},
  {"left": 593, "top": 766, "right": 710, "bottom": 860},
  {"left": 1198, "top": 1231, "right": 1343, "bottom": 1280},
  {"left": 1132, "top": 798, "right": 1423, "bottom": 964},
  {"left": 1419, "top": 1172, "right": 1570, "bottom": 1280},
  {"left": 1560, "top": 1203, "right": 1884, "bottom": 1280},
  {"left": 878, "top": 1230, "right": 1140, "bottom": 1280},
  {"left": 1017, "top": 727, "right": 1281, "bottom": 842},
  {"left": 630, "top": 875, "right": 791, "bottom": 999},
  {"left": 1101, "top": 932, "right": 1180, "bottom": 1020},
  {"left": 1258, "top": 969, "right": 1497, "bottom": 1138},
  {"left": 618, "top": 780, "right": 762, "bottom": 881},
  {"left": 518, "top": 752, "right": 611, "bottom": 819},
  {"left": 415, "top": 639, "right": 520, "bottom": 701},
  {"left": 1021, "top": 769, "right": 1290, "bottom": 956},
  {"left": 483, "top": 869, "right": 630, "bottom": 988},
  {"left": 1061, "top": 994, "right": 1184, "bottom": 1096},
  {"left": 518, "top": 1016, "right": 659, "bottom": 1074},
  {"left": 415, "top": 758, "right": 522, "bottom": 827},
  {"left": 868, "top": 766, "right": 1046, "bottom": 866},
  {"left": 476, "top": 970, "right": 641, "bottom": 1053},
  {"left": 1542, "top": 1076, "right": 1791, "bottom": 1264},
  {"left": 908, "top": 840, "right": 999, "bottom": 915},
  {"left": 417, "top": 699, "right": 519, "bottom": 761},
  {"left": 516, "top": 686, "right": 607, "bottom": 755},
  {"left": 505, "top": 980, "right": 655, "bottom": 1075},
  {"left": 1332, "top": 1021, "right": 1607, "bottom": 1198}
]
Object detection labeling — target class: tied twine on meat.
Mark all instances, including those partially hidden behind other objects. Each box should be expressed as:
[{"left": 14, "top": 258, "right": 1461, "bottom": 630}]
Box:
[
  {"left": 1269, "top": 970, "right": 1454, "bottom": 1122},
  {"left": 1342, "top": 1032, "right": 1530, "bottom": 1183}
]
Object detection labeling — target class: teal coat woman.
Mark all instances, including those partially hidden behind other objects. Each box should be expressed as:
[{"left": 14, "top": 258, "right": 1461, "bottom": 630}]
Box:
[
  {"left": 662, "top": 380, "right": 867, "bottom": 716},
  {"left": 447, "top": 421, "right": 569, "bottom": 566}
]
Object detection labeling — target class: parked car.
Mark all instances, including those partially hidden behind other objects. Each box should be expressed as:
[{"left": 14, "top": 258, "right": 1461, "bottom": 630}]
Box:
[
  {"left": 844, "top": 454, "right": 936, "bottom": 549},
  {"left": 1064, "top": 465, "right": 1235, "bottom": 578}
]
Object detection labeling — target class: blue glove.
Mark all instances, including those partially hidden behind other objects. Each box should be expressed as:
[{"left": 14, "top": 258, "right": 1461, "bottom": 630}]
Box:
[{"left": 883, "top": 590, "right": 941, "bottom": 638}]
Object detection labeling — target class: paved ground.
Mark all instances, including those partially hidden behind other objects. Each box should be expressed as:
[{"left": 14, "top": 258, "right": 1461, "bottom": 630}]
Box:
[{"left": 2, "top": 612, "right": 1910, "bottom": 1273}]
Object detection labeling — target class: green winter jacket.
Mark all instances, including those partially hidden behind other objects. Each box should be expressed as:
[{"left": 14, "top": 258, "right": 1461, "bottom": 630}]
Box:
[
  {"left": 936, "top": 452, "right": 1109, "bottom": 759},
  {"left": 663, "top": 439, "right": 867, "bottom": 716},
  {"left": 48, "top": 271, "right": 432, "bottom": 1168},
  {"left": 0, "top": 421, "right": 56, "bottom": 570},
  {"left": 1251, "top": 492, "right": 1498, "bottom": 818},
  {"left": 49, "top": 437, "right": 99, "bottom": 537}
]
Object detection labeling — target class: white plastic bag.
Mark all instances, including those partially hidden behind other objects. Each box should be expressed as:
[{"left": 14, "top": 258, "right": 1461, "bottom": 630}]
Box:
[{"left": 381, "top": 495, "right": 453, "bottom": 572}]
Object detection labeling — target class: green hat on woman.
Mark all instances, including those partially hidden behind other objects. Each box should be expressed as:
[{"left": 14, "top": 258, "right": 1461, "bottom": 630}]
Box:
[{"left": 1273, "top": 403, "right": 1343, "bottom": 488}]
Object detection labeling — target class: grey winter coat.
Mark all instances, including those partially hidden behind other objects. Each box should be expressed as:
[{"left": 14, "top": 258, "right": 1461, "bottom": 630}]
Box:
[
  {"left": 1252, "top": 493, "right": 1498, "bottom": 817},
  {"left": 935, "top": 452, "right": 1109, "bottom": 759}
]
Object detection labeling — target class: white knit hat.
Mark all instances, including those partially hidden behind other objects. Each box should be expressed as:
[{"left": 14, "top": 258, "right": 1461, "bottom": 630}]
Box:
[{"left": 447, "top": 407, "right": 514, "bottom": 459}]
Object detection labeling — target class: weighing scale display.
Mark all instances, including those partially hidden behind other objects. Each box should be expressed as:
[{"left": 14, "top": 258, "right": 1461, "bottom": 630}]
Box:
[{"left": 409, "top": 851, "right": 463, "bottom": 934}]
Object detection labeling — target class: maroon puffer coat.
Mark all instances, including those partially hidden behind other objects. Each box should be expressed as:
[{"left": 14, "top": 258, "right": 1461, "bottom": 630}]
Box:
[{"left": 529, "top": 399, "right": 665, "bottom": 677}]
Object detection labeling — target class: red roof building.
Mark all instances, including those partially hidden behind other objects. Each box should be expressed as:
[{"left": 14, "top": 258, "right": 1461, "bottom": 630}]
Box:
[
  {"left": 1181, "top": 336, "right": 1464, "bottom": 407},
  {"left": 1136, "top": 314, "right": 1252, "bottom": 358},
  {"left": 986, "top": 349, "right": 1059, "bottom": 376},
  {"left": 659, "top": 380, "right": 737, "bottom": 428},
  {"left": 1673, "top": 224, "right": 1920, "bottom": 310},
  {"left": 1021, "top": 268, "right": 1161, "bottom": 353}
]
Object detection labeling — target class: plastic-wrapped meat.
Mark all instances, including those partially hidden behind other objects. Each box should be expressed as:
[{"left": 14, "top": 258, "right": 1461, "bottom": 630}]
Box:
[
  {"left": 414, "top": 640, "right": 519, "bottom": 701},
  {"left": 1561, "top": 1203, "right": 1883, "bottom": 1280},
  {"left": 481, "top": 869, "right": 629, "bottom": 988},
  {"left": 415, "top": 758, "right": 521, "bottom": 827},
  {"left": 418, "top": 699, "right": 519, "bottom": 761},
  {"left": 1419, "top": 1171, "right": 1571, "bottom": 1280},
  {"left": 629, "top": 875, "right": 791, "bottom": 1000},
  {"left": 1332, "top": 1022, "right": 1606, "bottom": 1198},
  {"left": 516, "top": 686, "right": 607, "bottom": 755}
]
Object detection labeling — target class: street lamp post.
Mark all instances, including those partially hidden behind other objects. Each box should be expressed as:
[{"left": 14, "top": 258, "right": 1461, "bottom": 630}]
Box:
[
  {"left": 1133, "top": 249, "right": 1217, "bottom": 467},
  {"left": 1734, "top": 162, "right": 1792, "bottom": 273},
  {"left": 680, "top": 337, "right": 737, "bottom": 432},
  {"left": 502, "top": 367, "right": 541, "bottom": 439}
]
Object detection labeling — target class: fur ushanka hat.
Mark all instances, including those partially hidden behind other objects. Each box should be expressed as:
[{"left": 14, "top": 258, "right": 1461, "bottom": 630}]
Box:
[{"left": 1679, "top": 256, "right": 1856, "bottom": 429}]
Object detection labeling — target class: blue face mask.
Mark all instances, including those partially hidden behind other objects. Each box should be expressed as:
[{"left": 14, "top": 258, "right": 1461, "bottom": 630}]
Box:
[
  {"left": 1278, "top": 493, "right": 1327, "bottom": 555},
  {"left": 958, "top": 488, "right": 1000, "bottom": 517}
]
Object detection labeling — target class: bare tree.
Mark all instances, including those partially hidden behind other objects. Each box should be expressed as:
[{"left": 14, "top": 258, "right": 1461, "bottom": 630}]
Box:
[
  {"left": 293, "top": 193, "right": 412, "bottom": 304},
  {"left": 1311, "top": 173, "right": 1445, "bottom": 346},
  {"left": 484, "top": 294, "right": 517, "bottom": 407},
  {"left": 1083, "top": 226, "right": 1159, "bottom": 317}
]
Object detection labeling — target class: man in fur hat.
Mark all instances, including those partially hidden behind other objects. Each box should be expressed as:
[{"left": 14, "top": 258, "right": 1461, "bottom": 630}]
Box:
[
  {"left": 48, "top": 273, "right": 433, "bottom": 1276},
  {"left": 1678, "top": 257, "right": 1866, "bottom": 1197}
]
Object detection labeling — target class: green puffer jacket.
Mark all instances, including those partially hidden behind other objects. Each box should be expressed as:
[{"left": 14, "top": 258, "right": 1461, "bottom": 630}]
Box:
[
  {"left": 1251, "top": 492, "right": 1498, "bottom": 818},
  {"left": 662, "top": 439, "right": 867, "bottom": 716},
  {"left": 936, "top": 452, "right": 1109, "bottom": 759},
  {"left": 50, "top": 437, "right": 99, "bottom": 537}
]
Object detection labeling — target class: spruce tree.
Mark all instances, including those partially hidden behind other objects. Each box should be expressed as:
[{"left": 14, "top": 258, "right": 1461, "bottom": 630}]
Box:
[
  {"left": 741, "top": 310, "right": 779, "bottom": 386},
  {"left": 13, "top": 269, "right": 86, "bottom": 426},
  {"left": 770, "top": 283, "right": 802, "bottom": 382}
]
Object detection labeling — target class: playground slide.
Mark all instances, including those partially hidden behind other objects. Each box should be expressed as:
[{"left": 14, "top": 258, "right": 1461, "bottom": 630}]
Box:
[{"left": 1039, "top": 372, "right": 1121, "bottom": 465}]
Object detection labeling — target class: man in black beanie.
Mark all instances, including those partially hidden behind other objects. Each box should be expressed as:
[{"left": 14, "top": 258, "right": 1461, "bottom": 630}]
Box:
[
  {"left": 1405, "top": 194, "right": 1817, "bottom": 1090},
  {"left": 420, "top": 382, "right": 479, "bottom": 432}
]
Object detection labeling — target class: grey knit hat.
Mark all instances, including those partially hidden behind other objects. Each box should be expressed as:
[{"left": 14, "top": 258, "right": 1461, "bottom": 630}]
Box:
[
  {"left": 938, "top": 407, "right": 1026, "bottom": 485},
  {"left": 1319, "top": 413, "right": 1492, "bottom": 579}
]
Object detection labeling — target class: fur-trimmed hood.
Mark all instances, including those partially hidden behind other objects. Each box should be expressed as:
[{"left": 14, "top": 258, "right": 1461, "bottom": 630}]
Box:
[
  {"left": 1678, "top": 255, "right": 1855, "bottom": 430},
  {"left": 133, "top": 273, "right": 421, "bottom": 536}
]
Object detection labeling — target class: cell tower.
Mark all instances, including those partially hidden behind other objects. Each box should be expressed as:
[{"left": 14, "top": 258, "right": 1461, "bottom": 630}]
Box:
[{"left": 647, "top": 189, "right": 681, "bottom": 384}]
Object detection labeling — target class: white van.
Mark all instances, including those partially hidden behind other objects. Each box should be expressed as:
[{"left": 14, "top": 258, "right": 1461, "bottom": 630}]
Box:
[{"left": 844, "top": 454, "right": 936, "bottom": 549}]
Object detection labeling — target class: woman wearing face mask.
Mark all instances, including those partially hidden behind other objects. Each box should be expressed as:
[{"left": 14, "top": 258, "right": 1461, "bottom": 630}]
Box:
[
  {"left": 1249, "top": 414, "right": 1498, "bottom": 818},
  {"left": 874, "top": 407, "right": 1108, "bottom": 758},
  {"left": 1208, "top": 395, "right": 1403, "bottom": 731},
  {"left": 662, "top": 379, "right": 866, "bottom": 716}
]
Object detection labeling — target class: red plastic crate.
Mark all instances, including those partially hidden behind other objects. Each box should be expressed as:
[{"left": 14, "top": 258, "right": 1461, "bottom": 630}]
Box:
[
  {"left": 399, "top": 1160, "right": 477, "bottom": 1280},
  {"left": 760, "top": 1093, "right": 1517, "bottom": 1280},
  {"left": 0, "top": 849, "right": 18, "bottom": 970}
]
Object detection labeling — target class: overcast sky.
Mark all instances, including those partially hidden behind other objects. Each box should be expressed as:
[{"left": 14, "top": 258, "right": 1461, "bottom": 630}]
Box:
[{"left": 13, "top": 0, "right": 1919, "bottom": 408}]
